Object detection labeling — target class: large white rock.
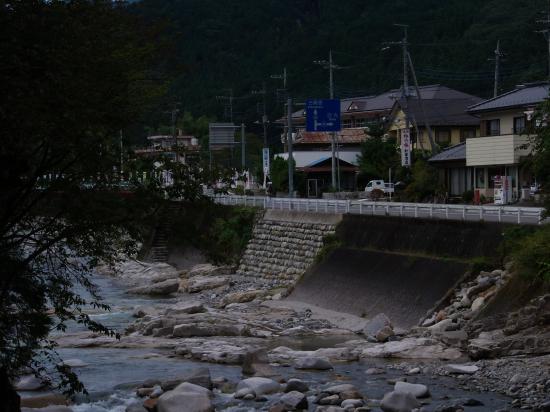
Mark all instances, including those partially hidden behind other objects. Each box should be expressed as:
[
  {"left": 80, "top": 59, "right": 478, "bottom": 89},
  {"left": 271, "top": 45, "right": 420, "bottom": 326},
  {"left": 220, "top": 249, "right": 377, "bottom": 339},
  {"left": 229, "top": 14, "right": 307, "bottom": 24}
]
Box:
[
  {"left": 394, "top": 381, "right": 429, "bottom": 398},
  {"left": 444, "top": 364, "right": 479, "bottom": 375},
  {"left": 360, "top": 337, "right": 463, "bottom": 360},
  {"left": 15, "top": 375, "right": 46, "bottom": 391},
  {"left": 380, "top": 391, "right": 420, "bottom": 412},
  {"left": 58, "top": 359, "right": 88, "bottom": 368},
  {"left": 21, "top": 407, "right": 72, "bottom": 412},
  {"left": 236, "top": 377, "right": 281, "bottom": 396},
  {"left": 185, "top": 276, "right": 228, "bottom": 293},
  {"left": 156, "top": 382, "right": 213, "bottom": 412}
]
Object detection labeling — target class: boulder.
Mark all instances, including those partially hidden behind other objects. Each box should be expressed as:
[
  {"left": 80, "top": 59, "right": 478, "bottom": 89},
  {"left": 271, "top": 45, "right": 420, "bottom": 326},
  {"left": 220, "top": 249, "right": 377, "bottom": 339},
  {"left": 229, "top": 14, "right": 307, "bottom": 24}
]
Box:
[
  {"left": 126, "top": 403, "right": 148, "bottom": 412},
  {"left": 380, "top": 391, "right": 420, "bottom": 412},
  {"left": 161, "top": 368, "right": 212, "bottom": 391},
  {"left": 58, "top": 359, "right": 88, "bottom": 368},
  {"left": 340, "top": 399, "right": 364, "bottom": 409},
  {"left": 21, "top": 407, "right": 72, "bottom": 412},
  {"left": 470, "top": 296, "right": 485, "bottom": 312},
  {"left": 363, "top": 313, "right": 393, "bottom": 340},
  {"left": 294, "top": 357, "right": 333, "bottom": 370},
  {"left": 172, "top": 323, "right": 244, "bottom": 338},
  {"left": 186, "top": 276, "right": 229, "bottom": 293},
  {"left": 285, "top": 379, "right": 309, "bottom": 393},
  {"left": 361, "top": 337, "right": 463, "bottom": 360},
  {"left": 280, "top": 391, "right": 308, "bottom": 410},
  {"left": 164, "top": 302, "right": 205, "bottom": 316},
  {"left": 236, "top": 377, "right": 281, "bottom": 396},
  {"left": 130, "top": 278, "right": 179, "bottom": 295},
  {"left": 444, "top": 364, "right": 479, "bottom": 375},
  {"left": 15, "top": 375, "right": 46, "bottom": 391},
  {"left": 156, "top": 383, "right": 213, "bottom": 412},
  {"left": 394, "top": 381, "right": 429, "bottom": 398},
  {"left": 222, "top": 290, "right": 264, "bottom": 306},
  {"left": 323, "top": 384, "right": 357, "bottom": 395},
  {"left": 19, "top": 393, "right": 68, "bottom": 408}
]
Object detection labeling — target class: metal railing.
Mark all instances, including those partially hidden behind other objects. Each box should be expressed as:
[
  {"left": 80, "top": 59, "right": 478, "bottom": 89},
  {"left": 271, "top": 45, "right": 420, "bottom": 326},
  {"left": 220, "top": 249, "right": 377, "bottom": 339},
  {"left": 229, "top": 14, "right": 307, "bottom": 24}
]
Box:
[{"left": 212, "top": 195, "right": 546, "bottom": 225}]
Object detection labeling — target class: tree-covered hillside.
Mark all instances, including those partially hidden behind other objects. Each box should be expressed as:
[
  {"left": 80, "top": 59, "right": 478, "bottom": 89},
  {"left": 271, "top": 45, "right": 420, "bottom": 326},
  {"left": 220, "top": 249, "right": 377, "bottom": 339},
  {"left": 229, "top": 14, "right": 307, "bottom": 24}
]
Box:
[{"left": 132, "top": 0, "right": 549, "bottom": 134}]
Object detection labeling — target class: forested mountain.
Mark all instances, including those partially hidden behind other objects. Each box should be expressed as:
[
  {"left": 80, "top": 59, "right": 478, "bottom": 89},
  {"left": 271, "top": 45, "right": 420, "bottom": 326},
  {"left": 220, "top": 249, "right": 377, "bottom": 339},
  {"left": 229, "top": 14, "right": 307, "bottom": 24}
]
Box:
[{"left": 132, "top": 0, "right": 549, "bottom": 130}]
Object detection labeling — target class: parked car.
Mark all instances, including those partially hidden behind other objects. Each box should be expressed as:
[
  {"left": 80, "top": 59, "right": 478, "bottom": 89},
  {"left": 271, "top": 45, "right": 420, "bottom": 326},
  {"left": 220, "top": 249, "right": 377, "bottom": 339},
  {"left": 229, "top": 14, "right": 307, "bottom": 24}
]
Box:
[{"left": 364, "top": 180, "right": 395, "bottom": 194}]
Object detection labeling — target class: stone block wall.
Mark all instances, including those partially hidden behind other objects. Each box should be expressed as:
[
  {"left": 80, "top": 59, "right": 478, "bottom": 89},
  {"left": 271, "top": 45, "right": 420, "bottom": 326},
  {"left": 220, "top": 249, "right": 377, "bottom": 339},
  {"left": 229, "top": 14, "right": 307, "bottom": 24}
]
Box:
[{"left": 237, "top": 211, "right": 340, "bottom": 288}]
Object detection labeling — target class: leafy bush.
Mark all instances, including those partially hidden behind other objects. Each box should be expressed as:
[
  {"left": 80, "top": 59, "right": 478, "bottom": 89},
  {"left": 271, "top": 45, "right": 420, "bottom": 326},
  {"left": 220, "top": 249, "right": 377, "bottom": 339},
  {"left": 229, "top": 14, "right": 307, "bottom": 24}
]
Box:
[
  {"left": 315, "top": 233, "right": 342, "bottom": 263},
  {"left": 510, "top": 225, "right": 550, "bottom": 283}
]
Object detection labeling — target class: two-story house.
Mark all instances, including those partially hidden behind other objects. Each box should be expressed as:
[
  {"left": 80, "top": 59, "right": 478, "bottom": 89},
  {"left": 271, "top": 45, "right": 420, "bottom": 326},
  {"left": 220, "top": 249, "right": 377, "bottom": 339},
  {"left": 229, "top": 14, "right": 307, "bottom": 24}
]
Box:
[
  {"left": 464, "top": 82, "right": 543, "bottom": 200},
  {"left": 387, "top": 85, "right": 482, "bottom": 152},
  {"left": 429, "top": 82, "right": 543, "bottom": 201}
]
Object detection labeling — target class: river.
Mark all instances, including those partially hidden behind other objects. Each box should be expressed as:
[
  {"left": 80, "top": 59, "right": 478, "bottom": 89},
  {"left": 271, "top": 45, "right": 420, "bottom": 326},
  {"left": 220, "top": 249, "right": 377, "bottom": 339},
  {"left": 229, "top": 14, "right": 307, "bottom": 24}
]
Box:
[{"left": 36, "top": 274, "right": 518, "bottom": 412}]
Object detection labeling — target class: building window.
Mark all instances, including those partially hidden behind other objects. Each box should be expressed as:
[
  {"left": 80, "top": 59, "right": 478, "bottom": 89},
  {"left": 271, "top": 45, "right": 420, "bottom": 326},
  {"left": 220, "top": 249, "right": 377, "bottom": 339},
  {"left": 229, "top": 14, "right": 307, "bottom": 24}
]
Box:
[
  {"left": 342, "top": 119, "right": 353, "bottom": 129},
  {"left": 355, "top": 118, "right": 367, "bottom": 128},
  {"left": 460, "top": 128, "right": 476, "bottom": 142},
  {"left": 475, "top": 168, "right": 485, "bottom": 188},
  {"left": 435, "top": 129, "right": 451, "bottom": 144},
  {"left": 514, "top": 116, "right": 526, "bottom": 134},
  {"left": 486, "top": 119, "right": 500, "bottom": 136}
]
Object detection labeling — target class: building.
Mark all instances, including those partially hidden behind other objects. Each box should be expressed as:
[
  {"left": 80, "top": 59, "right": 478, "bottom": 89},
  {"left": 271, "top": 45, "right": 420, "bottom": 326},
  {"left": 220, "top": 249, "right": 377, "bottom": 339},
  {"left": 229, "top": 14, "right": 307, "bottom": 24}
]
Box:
[
  {"left": 429, "top": 82, "right": 544, "bottom": 201},
  {"left": 134, "top": 131, "right": 201, "bottom": 163},
  {"left": 387, "top": 85, "right": 482, "bottom": 151}
]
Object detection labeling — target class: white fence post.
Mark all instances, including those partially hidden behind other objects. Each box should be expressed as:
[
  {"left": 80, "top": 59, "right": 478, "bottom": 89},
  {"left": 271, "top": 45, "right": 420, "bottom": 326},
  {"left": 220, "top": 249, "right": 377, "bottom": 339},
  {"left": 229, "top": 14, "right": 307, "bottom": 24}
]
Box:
[
  {"left": 480, "top": 207, "right": 483, "bottom": 220},
  {"left": 359, "top": 203, "right": 363, "bottom": 215},
  {"left": 517, "top": 209, "right": 521, "bottom": 224},
  {"left": 414, "top": 205, "right": 418, "bottom": 218},
  {"left": 346, "top": 200, "right": 351, "bottom": 214},
  {"left": 462, "top": 206, "right": 466, "bottom": 221},
  {"left": 539, "top": 209, "right": 543, "bottom": 225}
]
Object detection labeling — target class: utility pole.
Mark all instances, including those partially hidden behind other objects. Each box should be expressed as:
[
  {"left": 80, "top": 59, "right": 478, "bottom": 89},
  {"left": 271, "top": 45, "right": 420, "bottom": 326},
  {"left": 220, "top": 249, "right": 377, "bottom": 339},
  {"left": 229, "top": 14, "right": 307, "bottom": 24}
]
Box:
[
  {"left": 170, "top": 105, "right": 180, "bottom": 164},
  {"left": 216, "top": 89, "right": 234, "bottom": 123},
  {"left": 287, "top": 97, "right": 294, "bottom": 197},
  {"left": 252, "top": 83, "right": 269, "bottom": 188},
  {"left": 241, "top": 123, "right": 246, "bottom": 170},
  {"left": 119, "top": 129, "right": 124, "bottom": 182},
  {"left": 489, "top": 40, "right": 504, "bottom": 98},
  {"left": 314, "top": 50, "right": 342, "bottom": 190},
  {"left": 270, "top": 67, "right": 287, "bottom": 90},
  {"left": 537, "top": 0, "right": 550, "bottom": 79}
]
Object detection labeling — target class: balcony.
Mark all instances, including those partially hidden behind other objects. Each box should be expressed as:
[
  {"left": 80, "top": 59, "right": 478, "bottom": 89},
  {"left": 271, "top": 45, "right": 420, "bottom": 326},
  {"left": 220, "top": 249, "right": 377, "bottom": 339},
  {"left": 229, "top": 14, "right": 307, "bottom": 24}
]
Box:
[{"left": 466, "top": 134, "right": 533, "bottom": 167}]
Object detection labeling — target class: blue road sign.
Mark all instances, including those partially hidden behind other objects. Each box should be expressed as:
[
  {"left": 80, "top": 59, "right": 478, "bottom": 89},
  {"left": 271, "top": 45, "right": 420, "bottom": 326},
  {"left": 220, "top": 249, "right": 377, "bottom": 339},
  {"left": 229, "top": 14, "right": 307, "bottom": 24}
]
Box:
[{"left": 306, "top": 99, "right": 341, "bottom": 132}]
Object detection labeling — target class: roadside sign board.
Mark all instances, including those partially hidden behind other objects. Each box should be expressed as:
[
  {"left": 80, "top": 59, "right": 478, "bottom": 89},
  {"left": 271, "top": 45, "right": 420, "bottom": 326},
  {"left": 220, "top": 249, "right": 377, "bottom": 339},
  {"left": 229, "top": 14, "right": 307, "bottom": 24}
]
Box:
[
  {"left": 305, "top": 99, "right": 341, "bottom": 132},
  {"left": 401, "top": 128, "right": 411, "bottom": 167},
  {"left": 209, "top": 123, "right": 236, "bottom": 149},
  {"left": 262, "top": 147, "right": 270, "bottom": 174}
]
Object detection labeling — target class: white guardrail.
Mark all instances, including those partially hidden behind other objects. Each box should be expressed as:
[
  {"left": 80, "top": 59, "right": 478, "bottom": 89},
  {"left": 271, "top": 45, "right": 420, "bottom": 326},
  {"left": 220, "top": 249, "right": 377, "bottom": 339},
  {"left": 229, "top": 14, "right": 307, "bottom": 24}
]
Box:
[{"left": 212, "top": 195, "right": 546, "bottom": 225}]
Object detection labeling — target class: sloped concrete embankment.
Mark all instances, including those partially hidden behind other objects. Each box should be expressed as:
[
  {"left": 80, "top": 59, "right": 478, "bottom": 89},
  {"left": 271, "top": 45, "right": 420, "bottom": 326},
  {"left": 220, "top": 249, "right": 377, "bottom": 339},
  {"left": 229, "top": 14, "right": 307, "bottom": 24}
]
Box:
[{"left": 290, "top": 215, "right": 508, "bottom": 329}]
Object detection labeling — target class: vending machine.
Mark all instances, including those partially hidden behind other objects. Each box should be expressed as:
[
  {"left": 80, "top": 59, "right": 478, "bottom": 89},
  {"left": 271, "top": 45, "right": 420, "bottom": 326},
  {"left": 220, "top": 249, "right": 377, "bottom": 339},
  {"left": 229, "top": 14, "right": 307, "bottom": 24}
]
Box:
[{"left": 494, "top": 175, "right": 512, "bottom": 205}]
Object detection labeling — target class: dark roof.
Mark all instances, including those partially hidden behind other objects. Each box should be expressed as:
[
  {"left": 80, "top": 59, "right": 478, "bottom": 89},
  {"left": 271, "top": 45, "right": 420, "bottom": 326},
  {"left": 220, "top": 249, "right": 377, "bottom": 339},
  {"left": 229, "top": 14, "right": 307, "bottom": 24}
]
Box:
[
  {"left": 468, "top": 82, "right": 550, "bottom": 113},
  {"left": 428, "top": 142, "right": 466, "bottom": 163},
  {"left": 401, "top": 97, "right": 482, "bottom": 127}
]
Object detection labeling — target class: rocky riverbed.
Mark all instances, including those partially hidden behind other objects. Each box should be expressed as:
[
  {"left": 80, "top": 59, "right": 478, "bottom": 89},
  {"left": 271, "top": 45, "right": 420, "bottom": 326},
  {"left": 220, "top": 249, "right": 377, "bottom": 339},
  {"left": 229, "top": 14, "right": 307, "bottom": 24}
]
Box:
[{"left": 18, "top": 259, "right": 550, "bottom": 412}]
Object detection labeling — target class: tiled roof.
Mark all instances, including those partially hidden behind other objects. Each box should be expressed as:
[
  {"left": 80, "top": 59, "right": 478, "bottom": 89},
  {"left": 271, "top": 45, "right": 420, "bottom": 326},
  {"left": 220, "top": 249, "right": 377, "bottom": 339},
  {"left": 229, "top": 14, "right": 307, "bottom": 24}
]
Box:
[
  {"left": 294, "top": 128, "right": 368, "bottom": 144},
  {"left": 428, "top": 142, "right": 466, "bottom": 162},
  {"left": 400, "top": 97, "right": 482, "bottom": 127},
  {"left": 468, "top": 82, "right": 550, "bottom": 113}
]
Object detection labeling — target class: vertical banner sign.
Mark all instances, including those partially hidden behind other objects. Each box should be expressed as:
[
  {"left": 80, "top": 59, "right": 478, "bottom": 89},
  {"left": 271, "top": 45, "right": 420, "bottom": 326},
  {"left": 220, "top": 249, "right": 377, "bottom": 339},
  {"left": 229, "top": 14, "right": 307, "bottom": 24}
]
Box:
[
  {"left": 262, "top": 148, "right": 270, "bottom": 174},
  {"left": 401, "top": 128, "right": 411, "bottom": 167}
]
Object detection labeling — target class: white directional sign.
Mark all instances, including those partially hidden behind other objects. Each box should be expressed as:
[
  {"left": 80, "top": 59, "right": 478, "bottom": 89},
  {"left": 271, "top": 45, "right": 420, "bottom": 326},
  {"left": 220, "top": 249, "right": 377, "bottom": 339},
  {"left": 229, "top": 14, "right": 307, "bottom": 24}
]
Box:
[
  {"left": 262, "top": 147, "right": 270, "bottom": 174},
  {"left": 401, "top": 128, "right": 411, "bottom": 167}
]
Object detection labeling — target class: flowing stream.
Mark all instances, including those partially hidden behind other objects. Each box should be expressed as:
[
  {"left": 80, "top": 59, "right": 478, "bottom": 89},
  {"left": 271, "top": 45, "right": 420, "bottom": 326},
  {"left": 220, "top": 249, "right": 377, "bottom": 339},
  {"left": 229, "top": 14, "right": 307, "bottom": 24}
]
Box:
[{"left": 36, "top": 274, "right": 518, "bottom": 412}]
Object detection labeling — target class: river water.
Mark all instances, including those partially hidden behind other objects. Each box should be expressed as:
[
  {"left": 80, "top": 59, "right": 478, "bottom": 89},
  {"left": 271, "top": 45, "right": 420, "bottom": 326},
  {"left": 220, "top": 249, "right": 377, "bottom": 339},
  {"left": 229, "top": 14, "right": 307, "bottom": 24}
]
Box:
[{"left": 39, "top": 274, "right": 517, "bottom": 412}]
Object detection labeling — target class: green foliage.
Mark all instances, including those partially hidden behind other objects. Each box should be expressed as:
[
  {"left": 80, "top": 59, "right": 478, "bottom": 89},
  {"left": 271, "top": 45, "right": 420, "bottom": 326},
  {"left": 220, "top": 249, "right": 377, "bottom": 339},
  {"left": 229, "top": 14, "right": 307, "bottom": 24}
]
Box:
[
  {"left": 131, "top": 0, "right": 549, "bottom": 125},
  {"left": 510, "top": 225, "right": 550, "bottom": 283},
  {"left": 405, "top": 159, "right": 442, "bottom": 202},
  {"left": 0, "top": 0, "right": 170, "bottom": 396},
  {"left": 462, "top": 190, "right": 474, "bottom": 203},
  {"left": 208, "top": 207, "right": 257, "bottom": 264},
  {"left": 532, "top": 99, "right": 550, "bottom": 215},
  {"left": 358, "top": 136, "right": 399, "bottom": 181},
  {"left": 315, "top": 233, "right": 342, "bottom": 263}
]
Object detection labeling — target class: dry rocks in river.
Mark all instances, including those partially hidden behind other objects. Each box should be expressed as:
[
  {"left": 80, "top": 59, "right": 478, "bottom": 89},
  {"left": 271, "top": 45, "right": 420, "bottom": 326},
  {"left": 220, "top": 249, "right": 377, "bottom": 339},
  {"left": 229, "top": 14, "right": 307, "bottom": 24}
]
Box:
[{"left": 156, "top": 382, "right": 214, "bottom": 412}]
